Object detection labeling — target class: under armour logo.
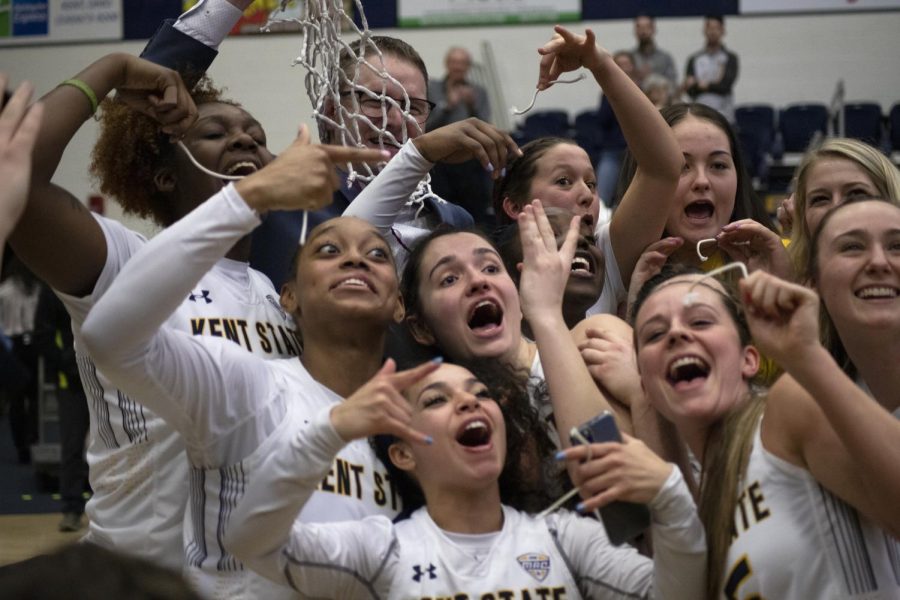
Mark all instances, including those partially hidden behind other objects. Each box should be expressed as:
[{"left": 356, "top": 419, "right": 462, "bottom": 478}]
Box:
[
  {"left": 412, "top": 563, "right": 437, "bottom": 582},
  {"left": 189, "top": 290, "right": 212, "bottom": 304}
]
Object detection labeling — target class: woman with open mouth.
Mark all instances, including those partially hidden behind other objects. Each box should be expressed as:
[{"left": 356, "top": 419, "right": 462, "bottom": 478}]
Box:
[
  {"left": 629, "top": 241, "right": 899, "bottom": 597},
  {"left": 224, "top": 359, "right": 706, "bottom": 599},
  {"left": 402, "top": 200, "right": 635, "bottom": 449},
  {"left": 617, "top": 102, "right": 787, "bottom": 283},
  {"left": 346, "top": 25, "right": 683, "bottom": 320}
]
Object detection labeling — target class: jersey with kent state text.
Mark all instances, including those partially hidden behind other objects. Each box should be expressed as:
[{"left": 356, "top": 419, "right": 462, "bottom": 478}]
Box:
[
  {"left": 723, "top": 419, "right": 900, "bottom": 599},
  {"left": 227, "top": 405, "right": 706, "bottom": 600},
  {"left": 81, "top": 187, "right": 400, "bottom": 600},
  {"left": 56, "top": 212, "right": 297, "bottom": 571}
]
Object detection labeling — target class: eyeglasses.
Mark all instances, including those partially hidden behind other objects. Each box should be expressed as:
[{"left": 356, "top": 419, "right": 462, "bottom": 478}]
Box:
[{"left": 340, "top": 91, "right": 435, "bottom": 124}]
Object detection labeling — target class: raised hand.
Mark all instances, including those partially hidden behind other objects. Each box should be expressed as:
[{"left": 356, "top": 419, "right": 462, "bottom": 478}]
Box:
[
  {"left": 536, "top": 25, "right": 608, "bottom": 91},
  {"left": 236, "top": 124, "right": 389, "bottom": 213},
  {"left": 626, "top": 237, "right": 683, "bottom": 320},
  {"left": 775, "top": 193, "right": 795, "bottom": 237},
  {"left": 717, "top": 218, "right": 793, "bottom": 280},
  {"left": 739, "top": 270, "right": 820, "bottom": 367},
  {"left": 104, "top": 53, "right": 198, "bottom": 137},
  {"left": 329, "top": 358, "right": 439, "bottom": 444},
  {"left": 412, "top": 117, "right": 519, "bottom": 179},
  {"left": 0, "top": 77, "right": 43, "bottom": 268},
  {"left": 559, "top": 433, "right": 673, "bottom": 511},
  {"left": 577, "top": 327, "right": 642, "bottom": 406},
  {"left": 517, "top": 200, "right": 580, "bottom": 320}
]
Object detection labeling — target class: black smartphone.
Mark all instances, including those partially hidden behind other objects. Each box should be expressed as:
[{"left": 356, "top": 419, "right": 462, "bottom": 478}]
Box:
[
  {"left": 2, "top": 89, "right": 11, "bottom": 109},
  {"left": 571, "top": 411, "right": 651, "bottom": 546}
]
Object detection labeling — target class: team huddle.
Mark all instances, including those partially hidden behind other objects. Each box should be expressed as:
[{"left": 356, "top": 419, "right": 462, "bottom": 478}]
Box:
[{"left": 1, "top": 0, "right": 898, "bottom": 598}]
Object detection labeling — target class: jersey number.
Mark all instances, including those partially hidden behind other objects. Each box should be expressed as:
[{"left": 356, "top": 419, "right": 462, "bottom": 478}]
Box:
[{"left": 724, "top": 555, "right": 766, "bottom": 600}]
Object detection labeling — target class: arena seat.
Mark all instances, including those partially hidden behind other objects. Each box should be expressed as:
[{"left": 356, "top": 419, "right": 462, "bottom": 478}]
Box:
[
  {"left": 842, "top": 102, "right": 883, "bottom": 147},
  {"left": 572, "top": 109, "right": 603, "bottom": 166},
  {"left": 779, "top": 103, "right": 828, "bottom": 154}
]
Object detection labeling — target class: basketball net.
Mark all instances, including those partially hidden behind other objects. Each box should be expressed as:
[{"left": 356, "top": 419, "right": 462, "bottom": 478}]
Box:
[{"left": 266, "top": 0, "right": 439, "bottom": 212}]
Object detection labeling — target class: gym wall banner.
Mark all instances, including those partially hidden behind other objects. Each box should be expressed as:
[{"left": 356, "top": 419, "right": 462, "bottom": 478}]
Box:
[
  {"left": 0, "top": 0, "right": 122, "bottom": 46},
  {"left": 182, "top": 0, "right": 312, "bottom": 35},
  {"left": 398, "top": 0, "right": 580, "bottom": 27},
  {"left": 740, "top": 0, "right": 900, "bottom": 13}
]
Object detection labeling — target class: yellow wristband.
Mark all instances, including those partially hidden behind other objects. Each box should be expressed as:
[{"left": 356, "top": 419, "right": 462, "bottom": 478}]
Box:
[{"left": 59, "top": 78, "right": 99, "bottom": 114}]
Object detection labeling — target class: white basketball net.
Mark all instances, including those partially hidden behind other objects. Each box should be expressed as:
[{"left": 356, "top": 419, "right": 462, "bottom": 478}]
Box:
[{"left": 266, "top": 0, "right": 438, "bottom": 208}]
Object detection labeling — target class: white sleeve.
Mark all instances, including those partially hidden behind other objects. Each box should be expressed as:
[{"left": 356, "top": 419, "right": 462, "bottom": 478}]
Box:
[
  {"left": 556, "top": 467, "right": 705, "bottom": 599},
  {"left": 644, "top": 465, "right": 707, "bottom": 599},
  {"left": 80, "top": 185, "right": 278, "bottom": 462},
  {"left": 587, "top": 221, "right": 627, "bottom": 316},
  {"left": 342, "top": 140, "right": 433, "bottom": 234},
  {"left": 226, "top": 405, "right": 396, "bottom": 597},
  {"left": 174, "top": 0, "right": 244, "bottom": 49}
]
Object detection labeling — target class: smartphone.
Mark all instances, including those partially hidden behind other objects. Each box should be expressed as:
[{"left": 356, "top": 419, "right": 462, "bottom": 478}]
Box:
[{"left": 571, "top": 411, "right": 651, "bottom": 546}]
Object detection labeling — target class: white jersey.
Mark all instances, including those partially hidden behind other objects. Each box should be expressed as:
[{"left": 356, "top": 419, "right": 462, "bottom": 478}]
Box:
[
  {"left": 585, "top": 220, "right": 627, "bottom": 316},
  {"left": 81, "top": 186, "right": 400, "bottom": 600},
  {"left": 55, "top": 212, "right": 297, "bottom": 570},
  {"left": 725, "top": 418, "right": 900, "bottom": 599},
  {"left": 227, "top": 405, "right": 707, "bottom": 600}
]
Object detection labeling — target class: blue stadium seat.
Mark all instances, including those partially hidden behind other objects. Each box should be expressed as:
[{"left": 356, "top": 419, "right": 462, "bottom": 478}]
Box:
[
  {"left": 779, "top": 103, "right": 828, "bottom": 154},
  {"left": 521, "top": 110, "right": 571, "bottom": 140},
  {"left": 890, "top": 103, "right": 900, "bottom": 152},
  {"left": 572, "top": 109, "right": 603, "bottom": 166},
  {"left": 842, "top": 102, "right": 883, "bottom": 147},
  {"left": 734, "top": 104, "right": 776, "bottom": 178}
]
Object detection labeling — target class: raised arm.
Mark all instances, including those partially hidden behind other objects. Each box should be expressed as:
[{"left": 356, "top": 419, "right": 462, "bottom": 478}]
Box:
[
  {"left": 741, "top": 271, "right": 900, "bottom": 536},
  {"left": 518, "top": 201, "right": 619, "bottom": 446},
  {"left": 344, "top": 119, "right": 517, "bottom": 232},
  {"left": 537, "top": 26, "right": 683, "bottom": 286},
  {"left": 80, "top": 130, "right": 385, "bottom": 440},
  {"left": 140, "top": 0, "right": 249, "bottom": 77},
  {"left": 0, "top": 78, "right": 43, "bottom": 273},
  {"left": 9, "top": 53, "right": 195, "bottom": 296}
]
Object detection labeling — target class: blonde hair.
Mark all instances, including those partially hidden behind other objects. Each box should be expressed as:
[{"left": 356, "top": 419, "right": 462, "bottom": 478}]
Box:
[
  {"left": 696, "top": 393, "right": 765, "bottom": 599},
  {"left": 790, "top": 138, "right": 900, "bottom": 280}
]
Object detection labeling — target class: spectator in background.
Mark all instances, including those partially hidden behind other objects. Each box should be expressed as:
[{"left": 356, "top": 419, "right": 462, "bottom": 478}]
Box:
[
  {"left": 683, "top": 15, "right": 739, "bottom": 122},
  {"left": 427, "top": 47, "right": 491, "bottom": 127},
  {"left": 426, "top": 47, "right": 495, "bottom": 226},
  {"left": 642, "top": 73, "right": 674, "bottom": 109},
  {"left": 595, "top": 50, "right": 637, "bottom": 208},
  {"left": 631, "top": 14, "right": 677, "bottom": 87},
  {"left": 0, "top": 257, "right": 41, "bottom": 465}
]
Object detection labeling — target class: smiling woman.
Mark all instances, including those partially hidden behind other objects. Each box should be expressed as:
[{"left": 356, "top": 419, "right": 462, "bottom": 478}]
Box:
[
  {"left": 790, "top": 138, "right": 900, "bottom": 281},
  {"left": 223, "top": 360, "right": 707, "bottom": 600},
  {"left": 630, "top": 261, "right": 900, "bottom": 598}
]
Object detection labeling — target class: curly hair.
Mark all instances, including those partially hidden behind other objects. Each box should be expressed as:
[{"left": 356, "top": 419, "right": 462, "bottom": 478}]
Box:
[
  {"left": 89, "top": 77, "right": 234, "bottom": 227},
  {"left": 371, "top": 359, "right": 562, "bottom": 519}
]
